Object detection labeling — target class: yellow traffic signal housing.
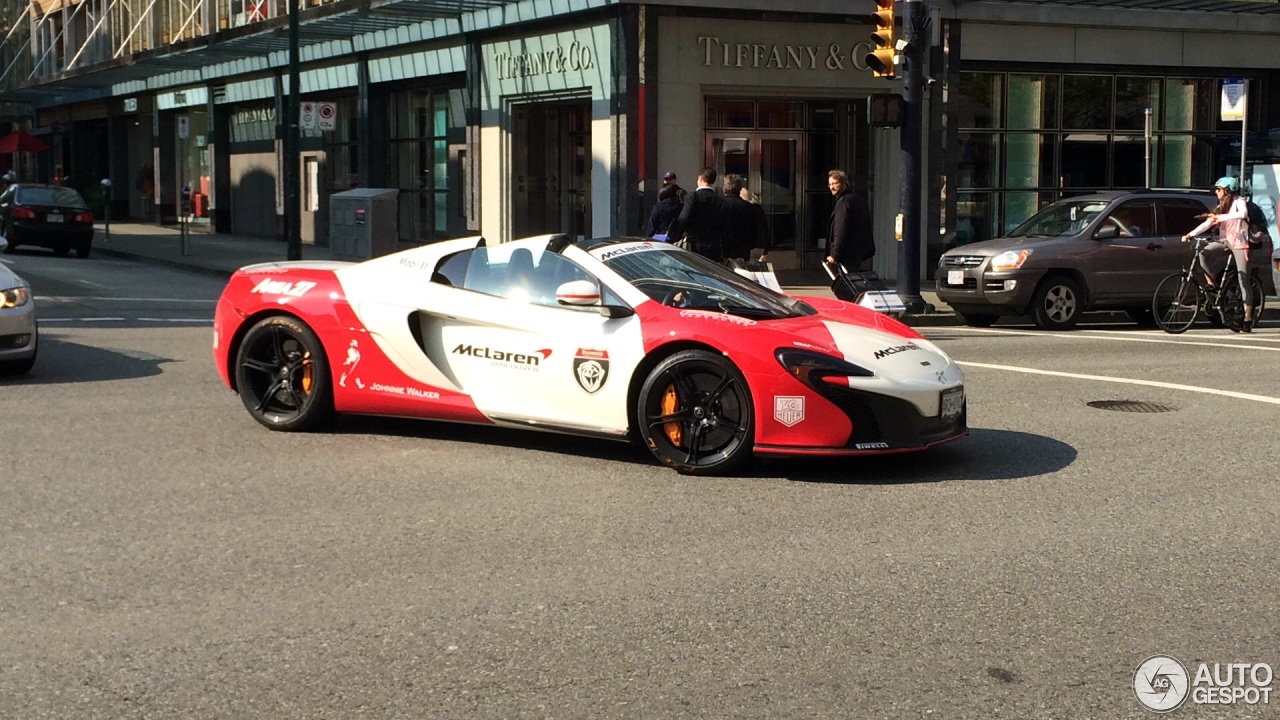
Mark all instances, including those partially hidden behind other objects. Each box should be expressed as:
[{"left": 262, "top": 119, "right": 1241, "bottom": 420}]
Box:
[{"left": 867, "top": 0, "right": 896, "bottom": 78}]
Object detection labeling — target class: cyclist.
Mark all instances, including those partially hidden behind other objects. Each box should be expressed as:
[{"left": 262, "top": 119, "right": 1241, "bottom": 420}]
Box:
[{"left": 1181, "top": 176, "right": 1254, "bottom": 332}]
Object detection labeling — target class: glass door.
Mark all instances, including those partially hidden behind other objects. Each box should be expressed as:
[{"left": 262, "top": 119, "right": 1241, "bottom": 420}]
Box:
[{"left": 708, "top": 132, "right": 802, "bottom": 259}]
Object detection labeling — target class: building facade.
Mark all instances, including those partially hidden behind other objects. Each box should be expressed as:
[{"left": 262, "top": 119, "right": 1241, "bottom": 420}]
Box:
[{"left": 2, "top": 0, "right": 1279, "bottom": 281}]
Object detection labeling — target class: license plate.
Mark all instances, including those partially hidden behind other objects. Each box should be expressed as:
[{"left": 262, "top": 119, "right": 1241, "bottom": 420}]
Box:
[
  {"left": 46, "top": 213, "right": 63, "bottom": 223},
  {"left": 940, "top": 387, "right": 964, "bottom": 420},
  {"left": 947, "top": 269, "right": 964, "bottom": 286}
]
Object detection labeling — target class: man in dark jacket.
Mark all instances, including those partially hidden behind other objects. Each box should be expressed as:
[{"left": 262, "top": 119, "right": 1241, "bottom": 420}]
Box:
[
  {"left": 661, "top": 171, "right": 688, "bottom": 206},
  {"left": 647, "top": 185, "right": 682, "bottom": 237},
  {"left": 666, "top": 167, "right": 728, "bottom": 261},
  {"left": 721, "top": 174, "right": 764, "bottom": 261},
  {"left": 824, "top": 169, "right": 875, "bottom": 270}
]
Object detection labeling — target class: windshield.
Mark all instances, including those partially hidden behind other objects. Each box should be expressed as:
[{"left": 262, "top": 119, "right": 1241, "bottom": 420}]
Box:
[
  {"left": 595, "top": 243, "right": 812, "bottom": 319},
  {"left": 16, "top": 186, "right": 88, "bottom": 208},
  {"left": 1008, "top": 200, "right": 1110, "bottom": 238}
]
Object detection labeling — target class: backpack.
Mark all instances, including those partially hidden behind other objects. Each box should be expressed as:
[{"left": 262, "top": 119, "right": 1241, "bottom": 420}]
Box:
[{"left": 1245, "top": 200, "right": 1270, "bottom": 248}]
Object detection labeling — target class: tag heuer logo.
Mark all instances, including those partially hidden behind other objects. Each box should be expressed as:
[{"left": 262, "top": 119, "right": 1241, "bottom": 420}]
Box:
[
  {"left": 774, "top": 396, "right": 805, "bottom": 427},
  {"left": 573, "top": 349, "right": 609, "bottom": 394}
]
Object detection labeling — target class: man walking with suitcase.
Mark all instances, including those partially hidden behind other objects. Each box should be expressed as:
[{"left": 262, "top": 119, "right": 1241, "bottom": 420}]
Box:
[{"left": 824, "top": 169, "right": 874, "bottom": 271}]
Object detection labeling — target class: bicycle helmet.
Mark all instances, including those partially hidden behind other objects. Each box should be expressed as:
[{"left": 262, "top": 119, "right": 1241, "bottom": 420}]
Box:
[{"left": 1214, "top": 176, "right": 1239, "bottom": 193}]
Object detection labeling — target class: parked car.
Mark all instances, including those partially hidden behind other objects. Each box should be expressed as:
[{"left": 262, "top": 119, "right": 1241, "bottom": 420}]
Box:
[
  {"left": 0, "top": 236, "right": 38, "bottom": 374},
  {"left": 212, "top": 235, "right": 968, "bottom": 476},
  {"left": 937, "top": 189, "right": 1277, "bottom": 329},
  {"left": 0, "top": 183, "right": 95, "bottom": 258}
]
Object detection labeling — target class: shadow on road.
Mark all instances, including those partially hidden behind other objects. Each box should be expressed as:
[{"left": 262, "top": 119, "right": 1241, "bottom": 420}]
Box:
[
  {"left": 327, "top": 416, "right": 1074, "bottom": 484},
  {"left": 777, "top": 428, "right": 1076, "bottom": 484},
  {"left": 0, "top": 334, "right": 175, "bottom": 385}
]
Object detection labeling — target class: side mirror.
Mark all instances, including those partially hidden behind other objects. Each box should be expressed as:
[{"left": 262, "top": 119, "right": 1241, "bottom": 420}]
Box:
[
  {"left": 1094, "top": 223, "right": 1118, "bottom": 240},
  {"left": 555, "top": 279, "right": 602, "bottom": 306}
]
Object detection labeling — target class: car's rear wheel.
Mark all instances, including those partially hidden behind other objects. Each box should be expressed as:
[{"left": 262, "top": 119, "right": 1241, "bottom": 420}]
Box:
[
  {"left": 1, "top": 239, "right": 16, "bottom": 254},
  {"left": 956, "top": 311, "right": 999, "bottom": 328},
  {"left": 1031, "top": 275, "right": 1083, "bottom": 330},
  {"left": 75, "top": 243, "right": 91, "bottom": 259},
  {"left": 636, "top": 350, "right": 754, "bottom": 476},
  {"left": 234, "top": 316, "right": 334, "bottom": 431}
]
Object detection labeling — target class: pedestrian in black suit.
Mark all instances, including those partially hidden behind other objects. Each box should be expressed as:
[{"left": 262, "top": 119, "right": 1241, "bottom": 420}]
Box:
[
  {"left": 825, "top": 169, "right": 875, "bottom": 270},
  {"left": 666, "top": 167, "right": 728, "bottom": 262},
  {"left": 721, "top": 174, "right": 760, "bottom": 261}
]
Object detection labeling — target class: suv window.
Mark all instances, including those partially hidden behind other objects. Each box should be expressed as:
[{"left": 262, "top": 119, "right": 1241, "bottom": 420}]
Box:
[
  {"left": 1008, "top": 200, "right": 1110, "bottom": 238},
  {"left": 1157, "top": 198, "right": 1213, "bottom": 236},
  {"left": 1103, "top": 200, "right": 1155, "bottom": 238}
]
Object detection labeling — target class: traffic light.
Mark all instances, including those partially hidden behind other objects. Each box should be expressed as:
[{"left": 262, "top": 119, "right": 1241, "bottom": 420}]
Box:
[
  {"left": 869, "top": 93, "right": 904, "bottom": 127},
  {"left": 867, "top": 0, "right": 896, "bottom": 78}
]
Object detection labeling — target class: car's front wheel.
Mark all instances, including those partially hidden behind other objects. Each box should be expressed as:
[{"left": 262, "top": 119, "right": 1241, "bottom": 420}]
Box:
[
  {"left": 234, "top": 315, "right": 334, "bottom": 431},
  {"left": 636, "top": 350, "right": 754, "bottom": 476},
  {"left": 75, "top": 243, "right": 91, "bottom": 259},
  {"left": 1031, "top": 275, "right": 1084, "bottom": 330}
]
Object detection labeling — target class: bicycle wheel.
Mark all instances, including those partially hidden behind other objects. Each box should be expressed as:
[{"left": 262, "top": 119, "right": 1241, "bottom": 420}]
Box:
[
  {"left": 1153, "top": 272, "right": 1199, "bottom": 334},
  {"left": 1218, "top": 271, "right": 1247, "bottom": 331},
  {"left": 1248, "top": 275, "right": 1265, "bottom": 322}
]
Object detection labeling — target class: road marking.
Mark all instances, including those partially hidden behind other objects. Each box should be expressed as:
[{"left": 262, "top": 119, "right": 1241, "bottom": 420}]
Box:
[
  {"left": 77, "top": 279, "right": 110, "bottom": 289},
  {"left": 38, "top": 317, "right": 210, "bottom": 323},
  {"left": 958, "top": 361, "right": 1280, "bottom": 405},
  {"left": 137, "top": 318, "right": 212, "bottom": 323},
  {"left": 939, "top": 325, "right": 1280, "bottom": 351},
  {"left": 35, "top": 295, "right": 215, "bottom": 304}
]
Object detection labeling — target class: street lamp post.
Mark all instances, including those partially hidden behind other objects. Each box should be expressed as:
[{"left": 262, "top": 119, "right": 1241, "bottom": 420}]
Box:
[
  {"left": 896, "top": 0, "right": 931, "bottom": 314},
  {"left": 284, "top": 0, "right": 301, "bottom": 261}
]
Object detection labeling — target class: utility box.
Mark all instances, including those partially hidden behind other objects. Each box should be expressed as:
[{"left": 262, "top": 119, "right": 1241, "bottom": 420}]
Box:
[{"left": 329, "top": 188, "right": 399, "bottom": 260}]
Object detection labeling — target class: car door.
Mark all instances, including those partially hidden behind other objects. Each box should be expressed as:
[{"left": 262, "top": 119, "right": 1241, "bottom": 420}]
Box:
[
  {"left": 1156, "top": 197, "right": 1215, "bottom": 277},
  {"left": 432, "top": 245, "right": 646, "bottom": 435},
  {"left": 1090, "top": 199, "right": 1164, "bottom": 302}
]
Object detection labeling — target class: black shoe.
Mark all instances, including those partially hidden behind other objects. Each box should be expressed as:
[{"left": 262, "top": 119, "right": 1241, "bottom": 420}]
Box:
[{"left": 1242, "top": 319, "right": 1253, "bottom": 333}]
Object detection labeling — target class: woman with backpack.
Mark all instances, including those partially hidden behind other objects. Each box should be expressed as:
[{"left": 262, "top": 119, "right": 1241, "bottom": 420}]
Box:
[{"left": 1181, "top": 176, "right": 1254, "bottom": 332}]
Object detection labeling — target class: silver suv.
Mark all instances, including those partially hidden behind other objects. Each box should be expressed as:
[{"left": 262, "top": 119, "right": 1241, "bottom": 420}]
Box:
[{"left": 937, "top": 190, "right": 1276, "bottom": 329}]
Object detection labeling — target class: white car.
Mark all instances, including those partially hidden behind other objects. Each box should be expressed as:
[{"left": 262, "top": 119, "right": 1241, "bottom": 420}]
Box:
[{"left": 0, "top": 235, "right": 37, "bottom": 375}]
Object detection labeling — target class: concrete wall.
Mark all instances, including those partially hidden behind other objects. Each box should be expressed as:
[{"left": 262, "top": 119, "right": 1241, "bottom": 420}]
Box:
[{"left": 229, "top": 152, "right": 278, "bottom": 238}]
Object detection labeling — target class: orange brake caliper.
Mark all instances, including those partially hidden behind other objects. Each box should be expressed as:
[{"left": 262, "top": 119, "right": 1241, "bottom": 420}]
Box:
[
  {"left": 661, "top": 384, "right": 682, "bottom": 447},
  {"left": 300, "top": 352, "right": 314, "bottom": 394}
]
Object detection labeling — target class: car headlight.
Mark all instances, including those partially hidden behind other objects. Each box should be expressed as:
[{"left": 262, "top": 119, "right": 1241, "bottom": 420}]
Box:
[
  {"left": 776, "top": 348, "right": 873, "bottom": 387},
  {"left": 989, "top": 249, "right": 1031, "bottom": 272},
  {"left": 1, "top": 286, "right": 30, "bottom": 309}
]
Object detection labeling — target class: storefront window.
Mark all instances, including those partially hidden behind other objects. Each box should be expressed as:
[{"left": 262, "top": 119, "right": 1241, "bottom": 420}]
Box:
[
  {"left": 1164, "top": 78, "right": 1214, "bottom": 132},
  {"left": 1007, "top": 75, "right": 1057, "bottom": 130},
  {"left": 957, "top": 73, "right": 1002, "bottom": 129},
  {"left": 1115, "top": 77, "right": 1161, "bottom": 131},
  {"left": 706, "top": 100, "right": 754, "bottom": 129},
  {"left": 1060, "top": 132, "right": 1108, "bottom": 188},
  {"left": 758, "top": 101, "right": 803, "bottom": 130},
  {"left": 1061, "top": 75, "right": 1112, "bottom": 130},
  {"left": 957, "top": 132, "right": 1000, "bottom": 189},
  {"left": 390, "top": 87, "right": 466, "bottom": 243},
  {"left": 1112, "top": 135, "right": 1149, "bottom": 188},
  {"left": 1005, "top": 133, "right": 1053, "bottom": 188}
]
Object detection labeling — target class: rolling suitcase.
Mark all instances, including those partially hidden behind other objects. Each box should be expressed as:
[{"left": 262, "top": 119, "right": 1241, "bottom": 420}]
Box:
[{"left": 823, "top": 262, "right": 906, "bottom": 316}]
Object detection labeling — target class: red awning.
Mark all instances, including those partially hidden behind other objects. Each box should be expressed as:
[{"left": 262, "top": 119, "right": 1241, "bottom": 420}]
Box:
[{"left": 0, "top": 131, "right": 52, "bottom": 154}]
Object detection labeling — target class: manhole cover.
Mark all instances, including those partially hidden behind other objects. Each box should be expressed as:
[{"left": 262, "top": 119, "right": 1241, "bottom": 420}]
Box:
[{"left": 1087, "top": 400, "right": 1177, "bottom": 413}]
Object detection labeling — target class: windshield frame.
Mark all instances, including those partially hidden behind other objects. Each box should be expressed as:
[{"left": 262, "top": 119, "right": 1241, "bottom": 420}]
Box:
[{"left": 591, "top": 242, "right": 811, "bottom": 319}]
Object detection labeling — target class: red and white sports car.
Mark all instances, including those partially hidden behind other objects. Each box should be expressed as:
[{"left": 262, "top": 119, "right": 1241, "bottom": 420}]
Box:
[{"left": 213, "top": 235, "right": 967, "bottom": 475}]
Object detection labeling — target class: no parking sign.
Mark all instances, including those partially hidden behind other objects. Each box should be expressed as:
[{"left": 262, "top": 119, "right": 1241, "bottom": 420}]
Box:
[{"left": 317, "top": 102, "right": 337, "bottom": 131}]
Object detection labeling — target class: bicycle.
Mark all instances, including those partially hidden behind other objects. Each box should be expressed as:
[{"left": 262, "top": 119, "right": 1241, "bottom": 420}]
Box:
[{"left": 1152, "top": 235, "right": 1265, "bottom": 334}]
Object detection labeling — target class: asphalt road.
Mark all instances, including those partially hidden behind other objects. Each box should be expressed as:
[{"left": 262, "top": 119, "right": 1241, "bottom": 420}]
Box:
[{"left": 2, "top": 251, "right": 1278, "bottom": 719}]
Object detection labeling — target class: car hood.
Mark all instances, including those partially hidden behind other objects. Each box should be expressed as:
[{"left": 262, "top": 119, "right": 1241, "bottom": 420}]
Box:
[
  {"left": 943, "top": 235, "right": 1067, "bottom": 256},
  {"left": 764, "top": 303, "right": 960, "bottom": 380},
  {"left": 0, "top": 261, "right": 27, "bottom": 289}
]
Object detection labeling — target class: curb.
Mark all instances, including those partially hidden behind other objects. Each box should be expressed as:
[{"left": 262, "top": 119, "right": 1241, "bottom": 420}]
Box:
[{"left": 93, "top": 245, "right": 237, "bottom": 279}]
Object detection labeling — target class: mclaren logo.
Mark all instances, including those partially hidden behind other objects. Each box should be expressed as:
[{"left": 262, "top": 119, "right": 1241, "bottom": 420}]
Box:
[
  {"left": 873, "top": 343, "right": 920, "bottom": 360},
  {"left": 451, "top": 344, "right": 550, "bottom": 368},
  {"left": 573, "top": 349, "right": 609, "bottom": 394}
]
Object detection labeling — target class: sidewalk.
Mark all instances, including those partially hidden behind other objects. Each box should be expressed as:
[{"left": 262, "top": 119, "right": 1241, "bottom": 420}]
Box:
[{"left": 89, "top": 221, "right": 960, "bottom": 325}]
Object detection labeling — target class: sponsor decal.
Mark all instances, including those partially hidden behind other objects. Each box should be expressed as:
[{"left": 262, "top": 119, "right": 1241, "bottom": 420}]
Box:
[
  {"left": 369, "top": 382, "right": 441, "bottom": 400},
  {"left": 596, "top": 243, "right": 655, "bottom": 262},
  {"left": 251, "top": 278, "right": 317, "bottom": 298},
  {"left": 452, "top": 343, "right": 550, "bottom": 371},
  {"left": 573, "top": 348, "right": 609, "bottom": 394},
  {"left": 678, "top": 309, "right": 757, "bottom": 327},
  {"left": 855, "top": 442, "right": 889, "bottom": 450},
  {"left": 872, "top": 342, "right": 920, "bottom": 360},
  {"left": 340, "top": 339, "right": 362, "bottom": 388},
  {"left": 773, "top": 396, "right": 805, "bottom": 427}
]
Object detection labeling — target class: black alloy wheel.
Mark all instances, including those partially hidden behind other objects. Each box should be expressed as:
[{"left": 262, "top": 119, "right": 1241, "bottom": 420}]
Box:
[
  {"left": 636, "top": 350, "right": 754, "bottom": 476},
  {"left": 234, "top": 316, "right": 334, "bottom": 431}
]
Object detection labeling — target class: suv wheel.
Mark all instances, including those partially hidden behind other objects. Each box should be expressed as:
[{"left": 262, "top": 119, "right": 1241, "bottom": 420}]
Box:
[{"left": 1031, "top": 275, "right": 1083, "bottom": 330}]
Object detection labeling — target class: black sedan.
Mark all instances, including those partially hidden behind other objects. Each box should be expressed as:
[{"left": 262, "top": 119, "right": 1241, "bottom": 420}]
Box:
[{"left": 0, "top": 183, "right": 95, "bottom": 258}]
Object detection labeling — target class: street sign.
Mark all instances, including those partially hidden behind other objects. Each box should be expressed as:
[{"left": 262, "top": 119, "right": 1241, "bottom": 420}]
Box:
[
  {"left": 300, "top": 101, "right": 317, "bottom": 131},
  {"left": 177, "top": 114, "right": 189, "bottom": 140},
  {"left": 1221, "top": 78, "right": 1247, "bottom": 122},
  {"left": 317, "top": 102, "right": 337, "bottom": 131}
]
